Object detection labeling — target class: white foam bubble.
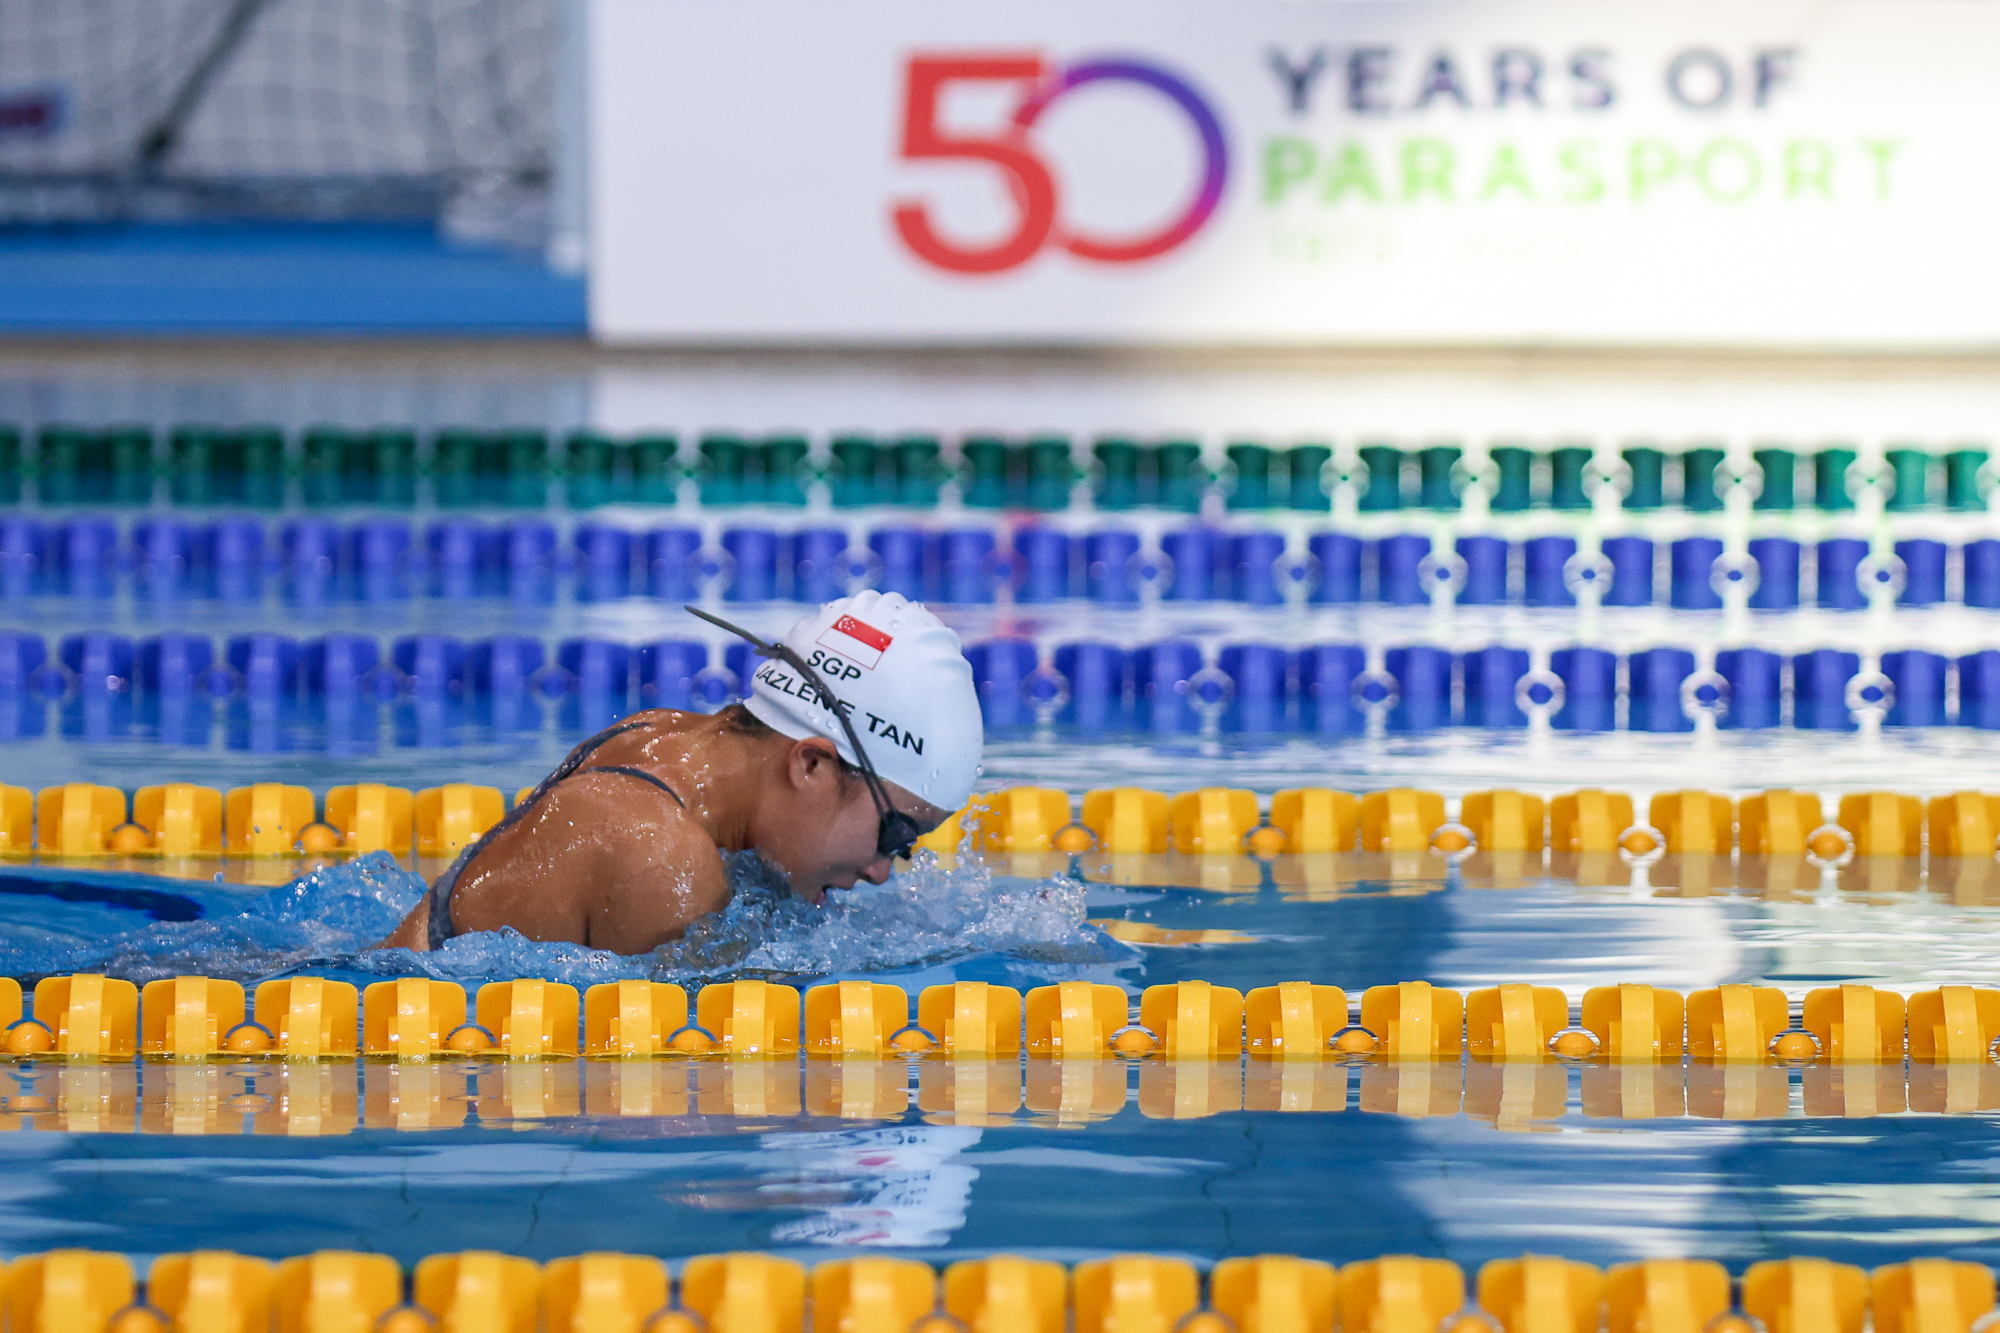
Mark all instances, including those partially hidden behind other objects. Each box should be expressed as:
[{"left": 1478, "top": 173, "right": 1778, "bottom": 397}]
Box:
[{"left": 648, "top": 849, "right": 1129, "bottom": 982}]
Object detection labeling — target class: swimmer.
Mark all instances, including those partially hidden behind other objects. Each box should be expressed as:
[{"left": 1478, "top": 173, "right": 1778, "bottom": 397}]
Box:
[{"left": 381, "top": 592, "right": 982, "bottom": 954}]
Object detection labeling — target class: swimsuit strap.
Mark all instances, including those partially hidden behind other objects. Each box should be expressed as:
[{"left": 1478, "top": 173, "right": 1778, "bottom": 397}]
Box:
[
  {"left": 424, "top": 717, "right": 676, "bottom": 949},
  {"left": 581, "top": 764, "right": 687, "bottom": 807},
  {"left": 542, "top": 718, "right": 654, "bottom": 786}
]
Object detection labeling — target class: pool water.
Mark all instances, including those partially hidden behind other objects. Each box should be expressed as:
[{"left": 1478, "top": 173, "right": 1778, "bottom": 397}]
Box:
[
  {"left": 9, "top": 353, "right": 2000, "bottom": 1304},
  {"left": 0, "top": 848, "right": 1994, "bottom": 1272}
]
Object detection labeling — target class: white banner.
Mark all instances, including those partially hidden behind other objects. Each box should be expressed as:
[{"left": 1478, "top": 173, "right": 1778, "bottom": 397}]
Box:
[{"left": 587, "top": 0, "right": 2000, "bottom": 347}]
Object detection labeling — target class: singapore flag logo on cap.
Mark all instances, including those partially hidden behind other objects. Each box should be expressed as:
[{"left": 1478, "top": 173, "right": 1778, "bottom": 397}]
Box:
[{"left": 818, "top": 615, "right": 893, "bottom": 669}]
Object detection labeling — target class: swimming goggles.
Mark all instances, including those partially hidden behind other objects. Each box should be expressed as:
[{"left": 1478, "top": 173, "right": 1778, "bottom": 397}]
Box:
[{"left": 685, "top": 607, "right": 923, "bottom": 862}]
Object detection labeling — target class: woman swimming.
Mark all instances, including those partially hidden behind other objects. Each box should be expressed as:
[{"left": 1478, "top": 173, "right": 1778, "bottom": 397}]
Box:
[{"left": 381, "top": 592, "right": 983, "bottom": 955}]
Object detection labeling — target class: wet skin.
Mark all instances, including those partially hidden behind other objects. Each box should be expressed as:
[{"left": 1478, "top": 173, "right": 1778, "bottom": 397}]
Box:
[{"left": 380, "top": 709, "right": 948, "bottom": 956}]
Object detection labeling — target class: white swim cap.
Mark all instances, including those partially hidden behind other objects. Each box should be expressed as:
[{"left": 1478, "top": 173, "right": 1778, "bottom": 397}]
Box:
[{"left": 743, "top": 590, "right": 982, "bottom": 811}]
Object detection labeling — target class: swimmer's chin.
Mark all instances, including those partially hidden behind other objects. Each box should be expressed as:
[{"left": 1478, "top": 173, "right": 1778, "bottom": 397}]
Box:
[{"left": 794, "top": 882, "right": 856, "bottom": 907}]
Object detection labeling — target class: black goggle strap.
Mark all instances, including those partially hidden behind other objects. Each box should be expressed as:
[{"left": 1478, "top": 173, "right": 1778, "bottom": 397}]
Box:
[{"left": 685, "top": 607, "right": 904, "bottom": 832}]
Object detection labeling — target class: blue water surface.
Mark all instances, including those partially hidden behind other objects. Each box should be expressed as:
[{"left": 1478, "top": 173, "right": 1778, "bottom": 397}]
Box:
[{"left": 0, "top": 852, "right": 1993, "bottom": 1270}]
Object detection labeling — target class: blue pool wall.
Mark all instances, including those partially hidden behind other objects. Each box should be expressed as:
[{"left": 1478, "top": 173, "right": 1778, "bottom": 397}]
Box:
[{"left": 0, "top": 224, "right": 585, "bottom": 335}]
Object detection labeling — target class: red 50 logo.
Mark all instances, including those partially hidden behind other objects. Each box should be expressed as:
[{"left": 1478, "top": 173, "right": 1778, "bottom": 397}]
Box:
[{"left": 892, "top": 53, "right": 1229, "bottom": 275}]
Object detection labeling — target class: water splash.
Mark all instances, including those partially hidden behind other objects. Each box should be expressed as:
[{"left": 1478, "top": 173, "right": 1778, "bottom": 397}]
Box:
[
  {"left": 370, "top": 849, "right": 1132, "bottom": 986},
  {"left": 646, "top": 850, "right": 1131, "bottom": 982},
  {"left": 0, "top": 849, "right": 1132, "bottom": 991},
  {"left": 0, "top": 853, "right": 426, "bottom": 986}
]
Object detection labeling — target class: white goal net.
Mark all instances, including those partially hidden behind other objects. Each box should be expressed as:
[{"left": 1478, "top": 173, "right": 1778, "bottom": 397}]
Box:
[{"left": 0, "top": 0, "right": 558, "bottom": 244}]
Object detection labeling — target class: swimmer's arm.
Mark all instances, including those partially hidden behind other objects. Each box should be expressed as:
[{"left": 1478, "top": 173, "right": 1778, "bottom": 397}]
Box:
[{"left": 380, "top": 899, "right": 430, "bottom": 950}]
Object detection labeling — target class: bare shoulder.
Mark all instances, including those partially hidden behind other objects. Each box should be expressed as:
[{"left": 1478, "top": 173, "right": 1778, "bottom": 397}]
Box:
[
  {"left": 622, "top": 707, "right": 708, "bottom": 734},
  {"left": 433, "top": 770, "right": 728, "bottom": 954},
  {"left": 544, "top": 770, "right": 733, "bottom": 955}
]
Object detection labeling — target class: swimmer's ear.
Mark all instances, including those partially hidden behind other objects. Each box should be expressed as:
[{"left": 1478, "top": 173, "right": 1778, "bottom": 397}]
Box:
[{"left": 786, "top": 737, "right": 846, "bottom": 790}]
